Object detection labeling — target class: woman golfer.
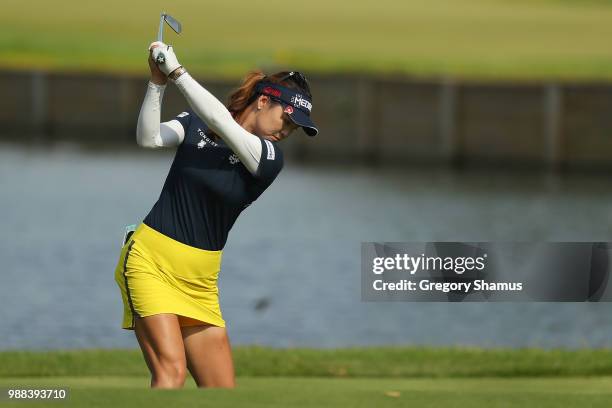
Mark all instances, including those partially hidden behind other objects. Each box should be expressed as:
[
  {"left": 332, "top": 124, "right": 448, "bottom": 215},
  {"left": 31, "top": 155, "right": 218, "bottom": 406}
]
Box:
[{"left": 113, "top": 40, "right": 318, "bottom": 389}]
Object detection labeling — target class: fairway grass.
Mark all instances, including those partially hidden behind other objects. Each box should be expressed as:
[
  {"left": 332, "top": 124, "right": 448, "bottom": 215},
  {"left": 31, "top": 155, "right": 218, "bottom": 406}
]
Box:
[
  {"left": 3, "top": 347, "right": 612, "bottom": 406},
  {"left": 3, "top": 0, "right": 612, "bottom": 81},
  {"left": 1, "top": 376, "right": 612, "bottom": 407},
  {"left": 3, "top": 346, "right": 612, "bottom": 378}
]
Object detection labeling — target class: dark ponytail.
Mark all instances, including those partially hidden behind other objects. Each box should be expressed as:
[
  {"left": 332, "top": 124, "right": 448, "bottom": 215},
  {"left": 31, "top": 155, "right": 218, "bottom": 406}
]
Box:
[{"left": 226, "top": 70, "right": 267, "bottom": 118}]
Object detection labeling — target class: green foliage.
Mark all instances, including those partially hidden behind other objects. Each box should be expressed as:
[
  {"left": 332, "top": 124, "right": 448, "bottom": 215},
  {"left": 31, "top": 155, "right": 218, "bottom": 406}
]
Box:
[{"left": 1, "top": 0, "right": 612, "bottom": 80}]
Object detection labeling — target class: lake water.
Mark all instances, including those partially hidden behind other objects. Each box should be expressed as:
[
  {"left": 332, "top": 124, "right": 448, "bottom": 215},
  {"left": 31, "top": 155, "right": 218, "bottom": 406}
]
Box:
[{"left": 1, "top": 141, "right": 612, "bottom": 350}]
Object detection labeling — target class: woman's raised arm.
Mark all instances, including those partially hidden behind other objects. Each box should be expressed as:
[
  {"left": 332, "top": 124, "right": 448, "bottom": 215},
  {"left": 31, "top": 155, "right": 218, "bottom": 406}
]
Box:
[
  {"left": 136, "top": 81, "right": 186, "bottom": 148},
  {"left": 149, "top": 41, "right": 263, "bottom": 174},
  {"left": 173, "top": 72, "right": 263, "bottom": 174}
]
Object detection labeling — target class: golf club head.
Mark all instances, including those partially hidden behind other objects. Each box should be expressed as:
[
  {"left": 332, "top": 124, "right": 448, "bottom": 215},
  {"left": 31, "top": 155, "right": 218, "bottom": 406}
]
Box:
[{"left": 164, "top": 14, "right": 182, "bottom": 35}]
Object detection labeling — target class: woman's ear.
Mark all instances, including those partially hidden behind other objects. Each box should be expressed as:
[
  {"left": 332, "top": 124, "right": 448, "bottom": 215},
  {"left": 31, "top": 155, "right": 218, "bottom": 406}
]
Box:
[{"left": 257, "top": 94, "right": 270, "bottom": 111}]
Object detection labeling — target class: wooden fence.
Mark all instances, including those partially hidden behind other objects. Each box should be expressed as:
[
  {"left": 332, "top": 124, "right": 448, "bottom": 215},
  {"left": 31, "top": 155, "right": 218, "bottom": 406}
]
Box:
[{"left": 1, "top": 69, "right": 611, "bottom": 170}]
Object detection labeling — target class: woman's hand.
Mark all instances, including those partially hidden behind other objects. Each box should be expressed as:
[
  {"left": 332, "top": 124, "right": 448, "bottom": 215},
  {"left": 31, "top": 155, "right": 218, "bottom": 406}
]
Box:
[
  {"left": 149, "top": 41, "right": 182, "bottom": 79},
  {"left": 148, "top": 42, "right": 167, "bottom": 85}
]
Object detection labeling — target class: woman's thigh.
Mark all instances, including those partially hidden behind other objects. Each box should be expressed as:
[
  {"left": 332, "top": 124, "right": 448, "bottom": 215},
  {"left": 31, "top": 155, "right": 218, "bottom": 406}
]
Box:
[
  {"left": 134, "top": 313, "right": 187, "bottom": 381},
  {"left": 180, "top": 322, "right": 235, "bottom": 388}
]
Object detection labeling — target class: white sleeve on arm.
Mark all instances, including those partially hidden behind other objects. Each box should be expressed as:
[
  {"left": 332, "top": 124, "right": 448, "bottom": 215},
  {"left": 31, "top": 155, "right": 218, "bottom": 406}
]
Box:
[
  {"left": 136, "top": 81, "right": 186, "bottom": 148},
  {"left": 173, "top": 72, "right": 263, "bottom": 174}
]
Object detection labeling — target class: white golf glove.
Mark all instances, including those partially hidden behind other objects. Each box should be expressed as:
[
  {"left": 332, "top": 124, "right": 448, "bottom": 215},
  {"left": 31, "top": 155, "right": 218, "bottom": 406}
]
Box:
[{"left": 149, "top": 41, "right": 182, "bottom": 76}]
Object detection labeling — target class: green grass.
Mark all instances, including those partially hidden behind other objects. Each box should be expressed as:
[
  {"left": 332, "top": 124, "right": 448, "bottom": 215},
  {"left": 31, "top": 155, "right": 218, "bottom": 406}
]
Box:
[
  {"left": 3, "top": 346, "right": 612, "bottom": 378},
  {"left": 3, "top": 0, "right": 612, "bottom": 81},
  {"left": 3, "top": 347, "right": 612, "bottom": 406},
  {"left": 1, "top": 376, "right": 612, "bottom": 407}
]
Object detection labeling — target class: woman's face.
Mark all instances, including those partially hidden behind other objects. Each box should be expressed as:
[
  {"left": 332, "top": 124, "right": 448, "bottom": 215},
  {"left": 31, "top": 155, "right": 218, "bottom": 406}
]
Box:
[{"left": 254, "top": 96, "right": 299, "bottom": 142}]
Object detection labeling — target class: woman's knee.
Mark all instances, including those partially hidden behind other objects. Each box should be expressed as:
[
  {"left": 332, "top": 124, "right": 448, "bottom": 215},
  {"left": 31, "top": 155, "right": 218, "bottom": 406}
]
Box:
[
  {"left": 133, "top": 313, "right": 188, "bottom": 388},
  {"left": 152, "top": 358, "right": 188, "bottom": 388}
]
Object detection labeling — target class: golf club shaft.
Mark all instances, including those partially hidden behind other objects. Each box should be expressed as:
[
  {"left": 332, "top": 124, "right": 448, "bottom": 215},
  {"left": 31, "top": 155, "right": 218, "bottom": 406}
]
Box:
[
  {"left": 155, "top": 12, "right": 166, "bottom": 64},
  {"left": 157, "top": 12, "right": 166, "bottom": 43}
]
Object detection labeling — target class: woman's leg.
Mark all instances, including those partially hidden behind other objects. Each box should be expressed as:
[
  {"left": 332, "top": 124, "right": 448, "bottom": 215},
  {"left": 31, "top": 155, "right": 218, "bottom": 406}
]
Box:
[
  {"left": 134, "top": 313, "right": 188, "bottom": 388},
  {"left": 180, "top": 320, "right": 236, "bottom": 388}
]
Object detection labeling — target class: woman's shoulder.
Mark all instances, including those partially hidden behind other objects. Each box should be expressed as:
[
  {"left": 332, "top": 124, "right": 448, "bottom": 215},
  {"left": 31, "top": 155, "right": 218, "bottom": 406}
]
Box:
[
  {"left": 178, "top": 109, "right": 215, "bottom": 138},
  {"left": 253, "top": 138, "right": 284, "bottom": 182}
]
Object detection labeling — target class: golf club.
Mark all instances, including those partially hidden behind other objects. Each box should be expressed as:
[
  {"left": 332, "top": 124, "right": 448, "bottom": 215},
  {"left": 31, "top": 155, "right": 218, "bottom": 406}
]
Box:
[{"left": 155, "top": 11, "right": 182, "bottom": 64}]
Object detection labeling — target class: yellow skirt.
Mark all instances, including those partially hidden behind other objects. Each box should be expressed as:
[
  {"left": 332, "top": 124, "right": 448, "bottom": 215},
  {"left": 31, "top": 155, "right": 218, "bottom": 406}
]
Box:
[{"left": 113, "top": 222, "right": 225, "bottom": 330}]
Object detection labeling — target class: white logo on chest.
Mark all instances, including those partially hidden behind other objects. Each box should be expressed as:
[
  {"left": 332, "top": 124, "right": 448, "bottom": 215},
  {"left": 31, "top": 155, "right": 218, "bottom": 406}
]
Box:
[
  {"left": 229, "top": 153, "right": 240, "bottom": 165},
  {"left": 196, "top": 128, "right": 219, "bottom": 147}
]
